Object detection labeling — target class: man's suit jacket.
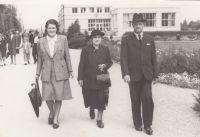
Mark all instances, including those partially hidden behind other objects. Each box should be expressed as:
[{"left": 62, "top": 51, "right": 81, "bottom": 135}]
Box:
[
  {"left": 78, "top": 44, "right": 113, "bottom": 90},
  {"left": 36, "top": 35, "right": 73, "bottom": 82},
  {"left": 120, "top": 32, "right": 158, "bottom": 81}
]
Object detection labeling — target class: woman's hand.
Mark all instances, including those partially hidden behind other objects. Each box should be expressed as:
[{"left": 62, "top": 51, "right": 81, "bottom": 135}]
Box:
[
  {"left": 78, "top": 80, "right": 83, "bottom": 87},
  {"left": 98, "top": 64, "right": 106, "bottom": 72},
  {"left": 69, "top": 72, "right": 74, "bottom": 79}
]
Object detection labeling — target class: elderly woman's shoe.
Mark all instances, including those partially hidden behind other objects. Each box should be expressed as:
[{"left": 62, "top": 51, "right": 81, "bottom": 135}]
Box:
[
  {"left": 89, "top": 109, "right": 95, "bottom": 119},
  {"left": 97, "top": 120, "right": 104, "bottom": 128}
]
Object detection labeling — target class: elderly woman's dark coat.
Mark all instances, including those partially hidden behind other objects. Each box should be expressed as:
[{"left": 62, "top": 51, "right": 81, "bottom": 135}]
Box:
[{"left": 78, "top": 44, "right": 113, "bottom": 110}]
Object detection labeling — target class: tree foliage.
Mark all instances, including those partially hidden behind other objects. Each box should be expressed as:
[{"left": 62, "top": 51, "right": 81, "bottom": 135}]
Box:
[
  {"left": 0, "top": 4, "right": 22, "bottom": 33},
  {"left": 67, "top": 19, "right": 81, "bottom": 40}
]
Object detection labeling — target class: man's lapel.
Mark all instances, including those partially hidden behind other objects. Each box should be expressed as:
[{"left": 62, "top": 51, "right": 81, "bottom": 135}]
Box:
[
  {"left": 141, "top": 34, "right": 148, "bottom": 49},
  {"left": 131, "top": 33, "right": 141, "bottom": 49}
]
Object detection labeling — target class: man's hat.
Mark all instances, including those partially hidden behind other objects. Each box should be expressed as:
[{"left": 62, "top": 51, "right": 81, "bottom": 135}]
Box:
[
  {"left": 90, "top": 29, "right": 105, "bottom": 38},
  {"left": 132, "top": 13, "right": 146, "bottom": 24}
]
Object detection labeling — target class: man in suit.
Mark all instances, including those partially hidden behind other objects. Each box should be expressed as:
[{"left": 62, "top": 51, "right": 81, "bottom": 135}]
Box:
[{"left": 120, "top": 13, "right": 158, "bottom": 135}]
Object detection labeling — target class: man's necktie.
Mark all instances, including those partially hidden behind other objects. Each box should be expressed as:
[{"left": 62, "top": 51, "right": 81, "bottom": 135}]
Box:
[{"left": 138, "top": 34, "right": 142, "bottom": 46}]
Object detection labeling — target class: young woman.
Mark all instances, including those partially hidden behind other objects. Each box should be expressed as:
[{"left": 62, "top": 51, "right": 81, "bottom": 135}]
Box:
[
  {"left": 35, "top": 19, "right": 74, "bottom": 129},
  {"left": 78, "top": 29, "right": 113, "bottom": 128}
]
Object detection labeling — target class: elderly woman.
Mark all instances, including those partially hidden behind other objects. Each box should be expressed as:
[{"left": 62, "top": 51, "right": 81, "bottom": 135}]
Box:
[
  {"left": 78, "top": 29, "right": 113, "bottom": 128},
  {"left": 35, "top": 19, "right": 74, "bottom": 129}
]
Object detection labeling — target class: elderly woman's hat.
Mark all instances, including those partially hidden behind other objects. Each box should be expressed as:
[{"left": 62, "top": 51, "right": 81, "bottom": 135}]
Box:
[
  {"left": 132, "top": 13, "right": 146, "bottom": 24},
  {"left": 90, "top": 29, "right": 105, "bottom": 38}
]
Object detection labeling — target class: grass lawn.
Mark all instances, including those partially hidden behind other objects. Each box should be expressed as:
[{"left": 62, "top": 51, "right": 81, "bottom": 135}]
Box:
[{"left": 155, "top": 41, "right": 200, "bottom": 53}]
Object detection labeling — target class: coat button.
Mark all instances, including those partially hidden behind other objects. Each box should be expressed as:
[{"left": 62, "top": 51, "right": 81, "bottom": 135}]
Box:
[
  {"left": 61, "top": 58, "right": 62, "bottom": 60},
  {"left": 62, "top": 66, "right": 63, "bottom": 67}
]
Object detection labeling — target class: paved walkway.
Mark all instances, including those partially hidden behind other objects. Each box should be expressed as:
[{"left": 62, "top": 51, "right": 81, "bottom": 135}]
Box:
[{"left": 0, "top": 49, "right": 200, "bottom": 137}]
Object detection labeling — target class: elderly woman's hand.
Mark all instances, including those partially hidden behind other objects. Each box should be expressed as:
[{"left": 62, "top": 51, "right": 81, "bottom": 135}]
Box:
[
  {"left": 78, "top": 80, "right": 83, "bottom": 87},
  {"left": 98, "top": 64, "right": 106, "bottom": 72},
  {"left": 69, "top": 72, "right": 74, "bottom": 79}
]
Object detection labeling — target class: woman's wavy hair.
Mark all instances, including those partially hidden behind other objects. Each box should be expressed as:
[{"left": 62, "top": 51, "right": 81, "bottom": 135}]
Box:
[{"left": 45, "top": 19, "right": 59, "bottom": 34}]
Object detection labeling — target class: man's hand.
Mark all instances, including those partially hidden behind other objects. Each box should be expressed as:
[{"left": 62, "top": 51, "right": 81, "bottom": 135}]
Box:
[
  {"left": 123, "top": 75, "right": 131, "bottom": 84},
  {"left": 78, "top": 80, "right": 83, "bottom": 87}
]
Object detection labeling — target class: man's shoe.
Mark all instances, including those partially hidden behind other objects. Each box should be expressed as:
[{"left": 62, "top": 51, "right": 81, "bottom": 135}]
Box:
[
  {"left": 144, "top": 126, "right": 153, "bottom": 135},
  {"left": 135, "top": 126, "right": 142, "bottom": 131},
  {"left": 89, "top": 109, "right": 95, "bottom": 119}
]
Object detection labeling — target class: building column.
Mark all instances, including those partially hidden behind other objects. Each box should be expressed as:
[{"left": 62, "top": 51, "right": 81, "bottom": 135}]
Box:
[
  {"left": 156, "top": 12, "right": 161, "bottom": 28},
  {"left": 111, "top": 14, "right": 114, "bottom": 31},
  {"left": 175, "top": 11, "right": 180, "bottom": 29},
  {"left": 117, "top": 12, "right": 123, "bottom": 29}
]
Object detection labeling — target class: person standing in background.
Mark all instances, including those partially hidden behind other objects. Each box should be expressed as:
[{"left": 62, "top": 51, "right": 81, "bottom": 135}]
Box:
[
  {"left": 17, "top": 35, "right": 31, "bottom": 65},
  {"left": 15, "top": 30, "right": 21, "bottom": 54},
  {"left": 32, "top": 30, "right": 39, "bottom": 64},
  {"left": 8, "top": 30, "right": 17, "bottom": 65},
  {"left": 120, "top": 13, "right": 158, "bottom": 135},
  {"left": 29, "top": 30, "right": 34, "bottom": 48},
  {"left": 0, "top": 33, "right": 7, "bottom": 66}
]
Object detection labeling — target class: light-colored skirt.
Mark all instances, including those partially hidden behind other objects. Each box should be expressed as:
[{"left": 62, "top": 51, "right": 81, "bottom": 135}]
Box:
[{"left": 42, "top": 61, "right": 73, "bottom": 101}]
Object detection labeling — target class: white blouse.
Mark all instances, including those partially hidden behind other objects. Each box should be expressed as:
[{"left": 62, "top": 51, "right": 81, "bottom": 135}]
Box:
[{"left": 46, "top": 34, "right": 57, "bottom": 58}]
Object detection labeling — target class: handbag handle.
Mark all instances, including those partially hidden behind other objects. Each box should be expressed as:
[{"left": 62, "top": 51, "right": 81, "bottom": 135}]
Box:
[{"left": 31, "top": 79, "right": 40, "bottom": 91}]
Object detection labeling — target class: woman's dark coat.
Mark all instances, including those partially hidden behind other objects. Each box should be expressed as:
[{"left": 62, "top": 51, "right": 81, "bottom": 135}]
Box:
[{"left": 78, "top": 44, "right": 113, "bottom": 90}]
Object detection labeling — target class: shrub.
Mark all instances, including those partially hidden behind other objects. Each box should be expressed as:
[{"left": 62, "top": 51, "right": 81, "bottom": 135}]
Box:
[{"left": 68, "top": 36, "right": 87, "bottom": 49}]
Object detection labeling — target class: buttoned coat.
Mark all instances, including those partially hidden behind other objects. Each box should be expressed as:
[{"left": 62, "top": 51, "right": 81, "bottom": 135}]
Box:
[
  {"left": 78, "top": 44, "right": 113, "bottom": 90},
  {"left": 120, "top": 32, "right": 158, "bottom": 81},
  {"left": 36, "top": 35, "right": 73, "bottom": 82}
]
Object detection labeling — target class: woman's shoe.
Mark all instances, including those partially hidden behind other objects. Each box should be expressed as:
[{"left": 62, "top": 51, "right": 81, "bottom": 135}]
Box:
[
  {"left": 53, "top": 123, "right": 59, "bottom": 129},
  {"left": 97, "top": 120, "right": 104, "bottom": 128},
  {"left": 89, "top": 109, "right": 95, "bottom": 119},
  {"left": 24, "top": 63, "right": 27, "bottom": 65},
  {"left": 48, "top": 117, "right": 54, "bottom": 125}
]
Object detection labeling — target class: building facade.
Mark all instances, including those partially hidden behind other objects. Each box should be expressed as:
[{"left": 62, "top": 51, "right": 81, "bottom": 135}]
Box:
[{"left": 58, "top": 4, "right": 180, "bottom": 36}]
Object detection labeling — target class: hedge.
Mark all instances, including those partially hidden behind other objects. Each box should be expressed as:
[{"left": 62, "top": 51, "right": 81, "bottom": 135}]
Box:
[{"left": 124, "top": 31, "right": 200, "bottom": 37}]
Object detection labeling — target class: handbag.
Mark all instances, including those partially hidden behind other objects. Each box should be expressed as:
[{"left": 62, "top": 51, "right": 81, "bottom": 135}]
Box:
[{"left": 96, "top": 72, "right": 110, "bottom": 84}]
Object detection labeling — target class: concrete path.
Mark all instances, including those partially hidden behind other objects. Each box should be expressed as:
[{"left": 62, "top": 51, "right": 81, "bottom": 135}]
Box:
[{"left": 0, "top": 49, "right": 200, "bottom": 137}]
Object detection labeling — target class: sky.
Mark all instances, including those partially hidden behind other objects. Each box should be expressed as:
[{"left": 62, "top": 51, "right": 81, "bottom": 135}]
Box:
[{"left": 2, "top": 0, "right": 200, "bottom": 30}]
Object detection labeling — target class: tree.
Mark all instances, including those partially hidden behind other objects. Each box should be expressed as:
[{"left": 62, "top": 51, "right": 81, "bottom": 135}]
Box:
[
  {"left": 181, "top": 19, "right": 188, "bottom": 31},
  {"left": 0, "top": 4, "right": 22, "bottom": 33},
  {"left": 67, "top": 19, "right": 81, "bottom": 40},
  {"left": 73, "top": 19, "right": 80, "bottom": 34}
]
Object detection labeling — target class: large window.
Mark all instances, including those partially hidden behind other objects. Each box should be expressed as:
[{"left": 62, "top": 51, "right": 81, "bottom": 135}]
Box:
[
  {"left": 89, "top": 7, "right": 94, "bottom": 13},
  {"left": 105, "top": 7, "right": 110, "bottom": 13},
  {"left": 143, "top": 13, "right": 156, "bottom": 27},
  {"left": 123, "top": 13, "right": 156, "bottom": 28},
  {"left": 88, "top": 19, "right": 111, "bottom": 31},
  {"left": 97, "top": 7, "right": 102, "bottom": 13},
  {"left": 162, "top": 13, "right": 175, "bottom": 26},
  {"left": 81, "top": 8, "right": 86, "bottom": 13},
  {"left": 123, "top": 14, "right": 134, "bottom": 28},
  {"left": 72, "top": 8, "right": 77, "bottom": 13}
]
